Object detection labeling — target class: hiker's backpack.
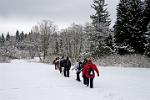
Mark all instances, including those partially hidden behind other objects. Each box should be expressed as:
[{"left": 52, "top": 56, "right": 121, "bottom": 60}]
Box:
[
  {"left": 77, "top": 62, "right": 82, "bottom": 71},
  {"left": 60, "top": 59, "right": 64, "bottom": 67},
  {"left": 88, "top": 66, "right": 94, "bottom": 76}
]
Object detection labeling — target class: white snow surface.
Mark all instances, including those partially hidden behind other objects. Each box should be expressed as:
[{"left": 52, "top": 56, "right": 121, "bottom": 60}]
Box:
[{"left": 0, "top": 59, "right": 150, "bottom": 100}]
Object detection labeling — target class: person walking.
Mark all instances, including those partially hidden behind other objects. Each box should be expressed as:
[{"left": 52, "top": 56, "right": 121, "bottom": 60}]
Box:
[
  {"left": 55, "top": 57, "right": 60, "bottom": 70},
  {"left": 59, "top": 56, "right": 65, "bottom": 73},
  {"left": 72, "top": 59, "right": 82, "bottom": 81},
  {"left": 64, "top": 57, "right": 71, "bottom": 77},
  {"left": 53, "top": 57, "right": 57, "bottom": 70},
  {"left": 82, "top": 59, "right": 99, "bottom": 88}
]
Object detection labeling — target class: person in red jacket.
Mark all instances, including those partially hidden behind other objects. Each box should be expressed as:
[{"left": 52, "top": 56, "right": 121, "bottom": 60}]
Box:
[{"left": 82, "top": 59, "right": 99, "bottom": 88}]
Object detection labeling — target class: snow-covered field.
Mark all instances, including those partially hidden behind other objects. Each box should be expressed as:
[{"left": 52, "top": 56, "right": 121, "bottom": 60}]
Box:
[{"left": 0, "top": 59, "right": 150, "bottom": 100}]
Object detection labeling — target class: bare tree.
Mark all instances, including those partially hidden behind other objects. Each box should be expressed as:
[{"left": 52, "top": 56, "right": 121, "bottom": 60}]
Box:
[{"left": 39, "top": 20, "right": 56, "bottom": 60}]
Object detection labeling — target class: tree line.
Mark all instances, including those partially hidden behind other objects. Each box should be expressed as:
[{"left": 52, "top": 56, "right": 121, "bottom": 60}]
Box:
[{"left": 0, "top": 0, "right": 150, "bottom": 62}]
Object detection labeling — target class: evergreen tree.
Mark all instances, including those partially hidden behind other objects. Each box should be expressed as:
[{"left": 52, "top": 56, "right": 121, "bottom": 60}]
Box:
[
  {"left": 105, "top": 33, "right": 113, "bottom": 48},
  {"left": 114, "top": 0, "right": 146, "bottom": 54},
  {"left": 1, "top": 33, "right": 5, "bottom": 44},
  {"left": 114, "top": 0, "right": 130, "bottom": 46},
  {"left": 0, "top": 33, "right": 5, "bottom": 46},
  {"left": 142, "top": 0, "right": 150, "bottom": 57},
  {"left": 90, "top": 0, "right": 112, "bottom": 57},
  {"left": 6, "top": 32, "right": 10, "bottom": 41},
  {"left": 20, "top": 31, "right": 24, "bottom": 41},
  {"left": 144, "top": 22, "right": 150, "bottom": 57},
  {"left": 24, "top": 33, "right": 28, "bottom": 38},
  {"left": 16, "top": 30, "right": 20, "bottom": 42},
  {"left": 90, "top": 0, "right": 111, "bottom": 27},
  {"left": 0, "top": 35, "right": 2, "bottom": 46},
  {"left": 143, "top": 0, "right": 150, "bottom": 33}
]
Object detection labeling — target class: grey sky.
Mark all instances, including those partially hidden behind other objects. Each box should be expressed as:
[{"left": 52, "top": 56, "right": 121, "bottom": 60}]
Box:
[{"left": 0, "top": 0, "right": 119, "bottom": 35}]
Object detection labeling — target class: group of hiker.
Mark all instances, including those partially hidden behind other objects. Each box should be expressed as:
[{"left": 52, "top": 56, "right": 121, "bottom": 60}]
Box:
[
  {"left": 53, "top": 56, "right": 99, "bottom": 88},
  {"left": 53, "top": 56, "right": 71, "bottom": 77}
]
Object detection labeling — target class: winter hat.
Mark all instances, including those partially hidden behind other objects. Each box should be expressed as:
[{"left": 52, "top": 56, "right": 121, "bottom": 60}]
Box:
[{"left": 88, "top": 59, "right": 92, "bottom": 63}]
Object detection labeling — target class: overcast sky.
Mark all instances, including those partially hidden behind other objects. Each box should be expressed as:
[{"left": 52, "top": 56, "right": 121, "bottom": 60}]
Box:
[{"left": 0, "top": 0, "right": 119, "bottom": 35}]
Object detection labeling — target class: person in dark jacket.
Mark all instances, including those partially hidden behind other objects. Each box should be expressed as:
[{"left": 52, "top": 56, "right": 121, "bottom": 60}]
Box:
[
  {"left": 82, "top": 59, "right": 99, "bottom": 88},
  {"left": 59, "top": 56, "right": 65, "bottom": 73},
  {"left": 64, "top": 57, "right": 71, "bottom": 77}
]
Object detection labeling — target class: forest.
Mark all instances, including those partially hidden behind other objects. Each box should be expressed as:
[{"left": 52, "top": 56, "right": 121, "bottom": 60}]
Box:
[{"left": 0, "top": 0, "right": 150, "bottom": 67}]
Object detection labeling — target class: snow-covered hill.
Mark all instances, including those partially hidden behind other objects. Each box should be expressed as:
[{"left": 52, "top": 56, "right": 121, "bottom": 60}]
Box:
[{"left": 0, "top": 59, "right": 150, "bottom": 100}]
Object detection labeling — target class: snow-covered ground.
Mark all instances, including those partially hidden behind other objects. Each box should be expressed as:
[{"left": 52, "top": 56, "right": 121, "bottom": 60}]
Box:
[{"left": 0, "top": 59, "right": 150, "bottom": 100}]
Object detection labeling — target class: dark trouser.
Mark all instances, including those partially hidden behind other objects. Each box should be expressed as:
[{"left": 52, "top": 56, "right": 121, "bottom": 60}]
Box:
[
  {"left": 76, "top": 72, "right": 81, "bottom": 81},
  {"left": 84, "top": 77, "right": 94, "bottom": 88},
  {"left": 83, "top": 74, "right": 88, "bottom": 85},
  {"left": 89, "top": 78, "right": 94, "bottom": 88},
  {"left": 64, "top": 68, "right": 70, "bottom": 77},
  {"left": 59, "top": 67, "right": 62, "bottom": 73}
]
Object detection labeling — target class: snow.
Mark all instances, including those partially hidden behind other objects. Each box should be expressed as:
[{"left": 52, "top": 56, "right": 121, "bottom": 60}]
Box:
[{"left": 0, "top": 59, "right": 150, "bottom": 100}]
